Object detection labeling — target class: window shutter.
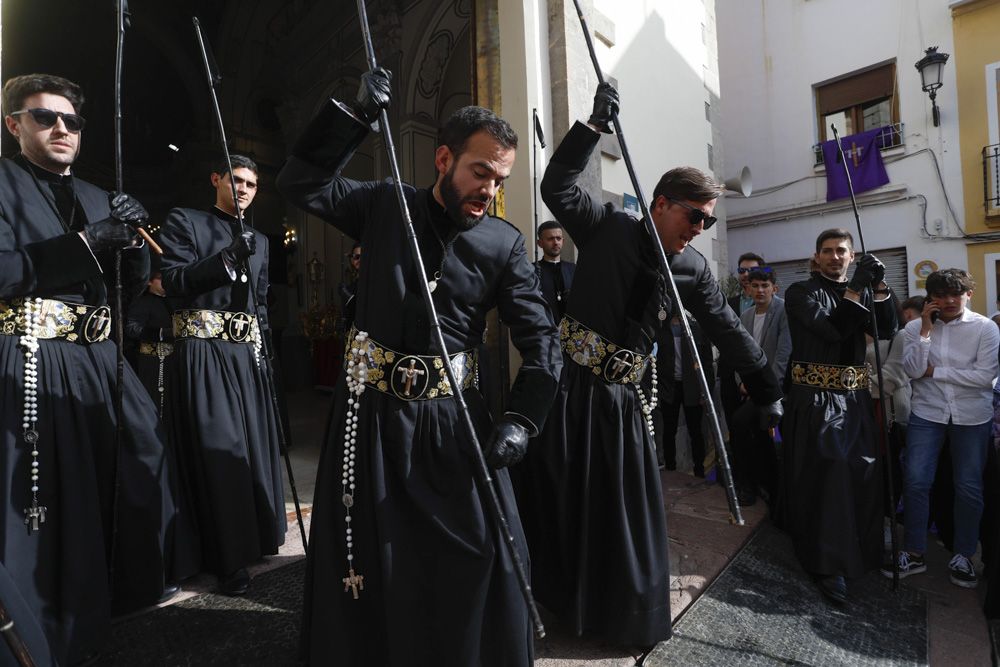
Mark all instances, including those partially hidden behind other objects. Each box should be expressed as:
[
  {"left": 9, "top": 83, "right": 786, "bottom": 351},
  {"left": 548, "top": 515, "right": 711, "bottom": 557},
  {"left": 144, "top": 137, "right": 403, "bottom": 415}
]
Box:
[
  {"left": 769, "top": 246, "right": 909, "bottom": 300},
  {"left": 816, "top": 63, "right": 896, "bottom": 115}
]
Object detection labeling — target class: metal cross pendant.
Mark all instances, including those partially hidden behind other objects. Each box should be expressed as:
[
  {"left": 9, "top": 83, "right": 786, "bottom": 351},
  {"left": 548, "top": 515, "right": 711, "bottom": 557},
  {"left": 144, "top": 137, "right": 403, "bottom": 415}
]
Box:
[
  {"left": 343, "top": 567, "right": 365, "bottom": 599},
  {"left": 23, "top": 504, "right": 47, "bottom": 535}
]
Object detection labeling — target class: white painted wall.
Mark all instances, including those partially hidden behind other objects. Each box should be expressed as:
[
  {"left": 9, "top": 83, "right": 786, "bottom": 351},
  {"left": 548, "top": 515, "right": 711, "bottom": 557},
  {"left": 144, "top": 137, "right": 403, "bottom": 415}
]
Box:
[{"left": 717, "top": 0, "right": 966, "bottom": 296}]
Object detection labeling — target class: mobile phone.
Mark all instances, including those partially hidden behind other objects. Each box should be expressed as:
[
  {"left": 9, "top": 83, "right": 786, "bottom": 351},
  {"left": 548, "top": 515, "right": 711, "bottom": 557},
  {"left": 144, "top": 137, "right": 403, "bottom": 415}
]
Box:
[{"left": 924, "top": 296, "right": 939, "bottom": 323}]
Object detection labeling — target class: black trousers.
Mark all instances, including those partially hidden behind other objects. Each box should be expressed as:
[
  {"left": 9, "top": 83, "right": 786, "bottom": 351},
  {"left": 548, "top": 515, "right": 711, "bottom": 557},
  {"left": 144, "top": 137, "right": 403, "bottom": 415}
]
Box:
[
  {"left": 659, "top": 380, "right": 705, "bottom": 473},
  {"left": 731, "top": 399, "right": 779, "bottom": 499}
]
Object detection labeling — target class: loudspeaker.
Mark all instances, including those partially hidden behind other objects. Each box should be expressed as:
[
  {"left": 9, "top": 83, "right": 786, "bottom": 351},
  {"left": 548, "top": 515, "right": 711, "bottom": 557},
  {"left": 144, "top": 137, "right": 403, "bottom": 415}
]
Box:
[{"left": 724, "top": 166, "right": 752, "bottom": 197}]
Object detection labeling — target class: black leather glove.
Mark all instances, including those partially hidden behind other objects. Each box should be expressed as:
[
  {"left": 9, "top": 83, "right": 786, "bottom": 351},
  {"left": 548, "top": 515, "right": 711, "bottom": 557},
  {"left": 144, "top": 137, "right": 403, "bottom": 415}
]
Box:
[
  {"left": 847, "top": 253, "right": 885, "bottom": 293},
  {"left": 83, "top": 219, "right": 140, "bottom": 253},
  {"left": 222, "top": 230, "right": 256, "bottom": 265},
  {"left": 759, "top": 400, "right": 783, "bottom": 431},
  {"left": 588, "top": 82, "right": 620, "bottom": 134},
  {"left": 109, "top": 192, "right": 149, "bottom": 225},
  {"left": 484, "top": 419, "right": 529, "bottom": 469},
  {"left": 353, "top": 67, "right": 392, "bottom": 125}
]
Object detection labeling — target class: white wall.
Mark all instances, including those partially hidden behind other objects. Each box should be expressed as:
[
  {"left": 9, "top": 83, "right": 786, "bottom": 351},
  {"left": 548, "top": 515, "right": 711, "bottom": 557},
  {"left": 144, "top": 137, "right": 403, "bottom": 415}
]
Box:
[{"left": 717, "top": 0, "right": 966, "bottom": 295}]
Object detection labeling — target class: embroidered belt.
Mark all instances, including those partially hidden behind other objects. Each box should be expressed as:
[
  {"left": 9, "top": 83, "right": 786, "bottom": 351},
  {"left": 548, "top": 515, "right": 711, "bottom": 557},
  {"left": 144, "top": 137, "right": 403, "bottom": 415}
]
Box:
[
  {"left": 138, "top": 341, "right": 174, "bottom": 357},
  {"left": 173, "top": 309, "right": 260, "bottom": 344},
  {"left": 0, "top": 298, "right": 112, "bottom": 344},
  {"left": 790, "top": 362, "right": 870, "bottom": 391},
  {"left": 345, "top": 326, "right": 477, "bottom": 401},
  {"left": 559, "top": 316, "right": 650, "bottom": 385}
]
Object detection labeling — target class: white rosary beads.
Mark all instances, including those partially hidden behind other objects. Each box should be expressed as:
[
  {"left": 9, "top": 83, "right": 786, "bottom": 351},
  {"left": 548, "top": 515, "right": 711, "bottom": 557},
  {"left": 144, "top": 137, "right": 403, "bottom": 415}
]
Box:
[
  {"left": 635, "top": 355, "right": 658, "bottom": 438},
  {"left": 20, "top": 298, "right": 46, "bottom": 534},
  {"left": 341, "top": 331, "right": 369, "bottom": 599}
]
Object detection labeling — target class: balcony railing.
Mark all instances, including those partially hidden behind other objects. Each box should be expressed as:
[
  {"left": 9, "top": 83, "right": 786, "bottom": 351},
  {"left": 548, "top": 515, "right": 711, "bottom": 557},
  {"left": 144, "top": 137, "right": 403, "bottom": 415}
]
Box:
[
  {"left": 984, "top": 144, "right": 1000, "bottom": 215},
  {"left": 813, "top": 123, "right": 905, "bottom": 166}
]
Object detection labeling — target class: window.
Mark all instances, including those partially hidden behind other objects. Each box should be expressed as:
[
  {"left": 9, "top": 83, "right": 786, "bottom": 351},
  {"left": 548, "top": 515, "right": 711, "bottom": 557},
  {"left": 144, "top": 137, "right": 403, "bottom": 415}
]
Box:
[{"left": 815, "top": 62, "right": 899, "bottom": 143}]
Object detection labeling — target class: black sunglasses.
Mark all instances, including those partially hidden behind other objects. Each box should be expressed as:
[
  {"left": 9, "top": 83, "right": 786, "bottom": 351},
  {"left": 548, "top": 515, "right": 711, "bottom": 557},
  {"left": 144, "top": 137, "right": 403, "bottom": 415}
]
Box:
[
  {"left": 667, "top": 198, "right": 717, "bottom": 230},
  {"left": 737, "top": 266, "right": 773, "bottom": 274},
  {"left": 11, "top": 108, "right": 86, "bottom": 133},
  {"left": 350, "top": 253, "right": 361, "bottom": 260}
]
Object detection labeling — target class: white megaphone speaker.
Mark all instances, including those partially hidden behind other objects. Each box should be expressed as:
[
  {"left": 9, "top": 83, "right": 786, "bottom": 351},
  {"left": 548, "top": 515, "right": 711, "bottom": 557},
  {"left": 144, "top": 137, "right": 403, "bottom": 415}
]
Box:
[{"left": 724, "top": 166, "right": 752, "bottom": 198}]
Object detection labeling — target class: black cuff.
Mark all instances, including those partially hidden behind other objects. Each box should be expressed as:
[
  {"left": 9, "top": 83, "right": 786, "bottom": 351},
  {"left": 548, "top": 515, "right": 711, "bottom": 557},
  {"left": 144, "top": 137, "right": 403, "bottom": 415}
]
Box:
[
  {"left": 741, "top": 365, "right": 783, "bottom": 405},
  {"left": 549, "top": 121, "right": 601, "bottom": 172},
  {"left": 291, "top": 99, "right": 370, "bottom": 173},
  {"left": 22, "top": 233, "right": 101, "bottom": 293},
  {"left": 506, "top": 369, "right": 559, "bottom": 435}
]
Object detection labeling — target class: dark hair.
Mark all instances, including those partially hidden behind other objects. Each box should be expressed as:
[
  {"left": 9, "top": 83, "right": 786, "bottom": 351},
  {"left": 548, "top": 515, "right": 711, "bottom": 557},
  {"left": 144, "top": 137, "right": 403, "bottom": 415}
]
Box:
[
  {"left": 438, "top": 106, "right": 518, "bottom": 158},
  {"left": 899, "top": 296, "right": 924, "bottom": 315},
  {"left": 537, "top": 221, "right": 563, "bottom": 238},
  {"left": 650, "top": 167, "right": 723, "bottom": 208},
  {"left": 3, "top": 74, "right": 84, "bottom": 114},
  {"left": 926, "top": 268, "right": 975, "bottom": 296},
  {"left": 748, "top": 267, "right": 777, "bottom": 284},
  {"left": 737, "top": 252, "right": 765, "bottom": 267},
  {"left": 815, "top": 228, "right": 854, "bottom": 253},
  {"left": 213, "top": 154, "right": 258, "bottom": 177}
]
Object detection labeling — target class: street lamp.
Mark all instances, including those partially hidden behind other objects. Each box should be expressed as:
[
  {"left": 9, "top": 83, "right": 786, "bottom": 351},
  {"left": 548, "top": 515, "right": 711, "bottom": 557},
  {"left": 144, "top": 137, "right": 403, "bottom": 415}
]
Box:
[{"left": 915, "top": 46, "right": 949, "bottom": 127}]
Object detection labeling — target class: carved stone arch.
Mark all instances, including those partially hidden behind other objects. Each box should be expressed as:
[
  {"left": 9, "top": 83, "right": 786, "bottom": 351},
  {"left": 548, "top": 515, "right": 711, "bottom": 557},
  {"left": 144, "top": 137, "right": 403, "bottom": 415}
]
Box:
[{"left": 404, "top": 0, "right": 473, "bottom": 125}]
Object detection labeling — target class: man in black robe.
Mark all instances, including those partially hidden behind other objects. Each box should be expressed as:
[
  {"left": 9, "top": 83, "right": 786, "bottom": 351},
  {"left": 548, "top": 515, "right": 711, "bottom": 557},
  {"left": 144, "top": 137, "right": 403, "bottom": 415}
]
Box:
[
  {"left": 782, "top": 228, "right": 897, "bottom": 604},
  {"left": 277, "top": 70, "right": 561, "bottom": 667},
  {"left": 517, "top": 84, "right": 783, "bottom": 647},
  {"left": 159, "top": 155, "right": 285, "bottom": 596},
  {"left": 0, "top": 73, "right": 179, "bottom": 665},
  {"left": 534, "top": 220, "right": 575, "bottom": 321}
]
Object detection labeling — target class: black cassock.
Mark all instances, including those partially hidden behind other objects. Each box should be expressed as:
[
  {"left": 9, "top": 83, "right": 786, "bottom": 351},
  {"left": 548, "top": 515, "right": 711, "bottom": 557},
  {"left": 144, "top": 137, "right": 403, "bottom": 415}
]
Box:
[
  {"left": 534, "top": 258, "right": 575, "bottom": 322},
  {"left": 276, "top": 104, "right": 561, "bottom": 667},
  {"left": 518, "top": 121, "right": 781, "bottom": 646},
  {"left": 782, "top": 273, "right": 897, "bottom": 578},
  {"left": 0, "top": 156, "right": 179, "bottom": 665},
  {"left": 159, "top": 207, "right": 285, "bottom": 578}
]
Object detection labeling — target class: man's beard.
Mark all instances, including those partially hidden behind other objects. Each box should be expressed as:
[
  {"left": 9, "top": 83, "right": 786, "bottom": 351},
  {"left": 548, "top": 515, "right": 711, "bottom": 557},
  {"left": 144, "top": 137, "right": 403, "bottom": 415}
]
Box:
[{"left": 440, "top": 167, "right": 488, "bottom": 231}]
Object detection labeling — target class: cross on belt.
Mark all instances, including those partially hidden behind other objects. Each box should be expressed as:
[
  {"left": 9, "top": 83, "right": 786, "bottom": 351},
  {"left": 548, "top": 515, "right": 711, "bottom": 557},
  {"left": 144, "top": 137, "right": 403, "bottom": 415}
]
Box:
[{"left": 396, "top": 359, "right": 425, "bottom": 397}]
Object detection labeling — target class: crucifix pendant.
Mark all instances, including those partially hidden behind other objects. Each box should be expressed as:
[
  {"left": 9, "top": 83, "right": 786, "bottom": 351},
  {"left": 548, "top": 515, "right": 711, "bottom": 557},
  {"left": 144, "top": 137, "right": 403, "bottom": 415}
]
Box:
[
  {"left": 23, "top": 503, "right": 47, "bottom": 535},
  {"left": 343, "top": 567, "right": 364, "bottom": 599}
]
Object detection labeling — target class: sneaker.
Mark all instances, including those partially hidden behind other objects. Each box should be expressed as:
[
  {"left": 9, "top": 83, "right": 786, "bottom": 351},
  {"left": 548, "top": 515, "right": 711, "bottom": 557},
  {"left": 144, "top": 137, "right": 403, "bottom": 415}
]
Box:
[
  {"left": 880, "top": 551, "right": 926, "bottom": 579},
  {"left": 948, "top": 554, "right": 978, "bottom": 589}
]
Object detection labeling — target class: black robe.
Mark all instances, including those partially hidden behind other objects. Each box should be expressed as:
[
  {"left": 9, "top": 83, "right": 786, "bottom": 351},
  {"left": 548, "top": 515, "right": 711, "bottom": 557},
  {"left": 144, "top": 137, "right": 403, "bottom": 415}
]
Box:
[
  {"left": 781, "top": 272, "right": 897, "bottom": 578},
  {"left": 0, "top": 156, "right": 178, "bottom": 665},
  {"left": 518, "top": 121, "right": 781, "bottom": 646},
  {"left": 159, "top": 207, "right": 285, "bottom": 577},
  {"left": 276, "top": 104, "right": 562, "bottom": 667},
  {"left": 534, "top": 258, "right": 575, "bottom": 322}
]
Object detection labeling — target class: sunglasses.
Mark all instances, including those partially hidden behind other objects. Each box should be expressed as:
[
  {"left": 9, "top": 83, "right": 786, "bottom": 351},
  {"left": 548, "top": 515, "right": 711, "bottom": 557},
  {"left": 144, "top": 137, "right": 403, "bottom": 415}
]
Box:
[
  {"left": 737, "top": 266, "right": 773, "bottom": 274},
  {"left": 667, "top": 198, "right": 717, "bottom": 230},
  {"left": 11, "top": 108, "right": 86, "bottom": 133},
  {"left": 350, "top": 253, "right": 361, "bottom": 260}
]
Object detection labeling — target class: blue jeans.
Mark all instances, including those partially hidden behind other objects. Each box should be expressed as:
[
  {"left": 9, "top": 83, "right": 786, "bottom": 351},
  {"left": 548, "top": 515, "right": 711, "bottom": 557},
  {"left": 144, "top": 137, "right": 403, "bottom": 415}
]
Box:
[{"left": 903, "top": 413, "right": 991, "bottom": 557}]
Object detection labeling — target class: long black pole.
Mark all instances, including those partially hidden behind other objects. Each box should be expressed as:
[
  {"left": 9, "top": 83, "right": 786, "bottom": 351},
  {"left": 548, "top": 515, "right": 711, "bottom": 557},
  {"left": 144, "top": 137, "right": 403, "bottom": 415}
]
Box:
[
  {"left": 532, "top": 108, "right": 540, "bottom": 261},
  {"left": 108, "top": 0, "right": 128, "bottom": 589},
  {"left": 353, "top": 0, "right": 545, "bottom": 639},
  {"left": 830, "top": 125, "right": 900, "bottom": 588},
  {"left": 191, "top": 18, "right": 308, "bottom": 551},
  {"left": 0, "top": 596, "right": 36, "bottom": 667},
  {"left": 571, "top": 0, "right": 743, "bottom": 524}
]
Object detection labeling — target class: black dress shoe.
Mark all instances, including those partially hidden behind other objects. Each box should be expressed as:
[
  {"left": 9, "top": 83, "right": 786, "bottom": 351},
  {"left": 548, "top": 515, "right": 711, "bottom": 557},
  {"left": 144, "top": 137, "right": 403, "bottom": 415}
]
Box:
[
  {"left": 157, "top": 583, "right": 181, "bottom": 604},
  {"left": 815, "top": 574, "right": 847, "bottom": 604},
  {"left": 219, "top": 568, "right": 251, "bottom": 596}
]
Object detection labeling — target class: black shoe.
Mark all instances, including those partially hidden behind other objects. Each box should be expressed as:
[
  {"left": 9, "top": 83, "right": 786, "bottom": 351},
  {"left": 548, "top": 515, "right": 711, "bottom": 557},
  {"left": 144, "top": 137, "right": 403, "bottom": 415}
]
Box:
[
  {"left": 219, "top": 568, "right": 251, "bottom": 596},
  {"left": 815, "top": 574, "right": 847, "bottom": 604},
  {"left": 157, "top": 583, "right": 181, "bottom": 604}
]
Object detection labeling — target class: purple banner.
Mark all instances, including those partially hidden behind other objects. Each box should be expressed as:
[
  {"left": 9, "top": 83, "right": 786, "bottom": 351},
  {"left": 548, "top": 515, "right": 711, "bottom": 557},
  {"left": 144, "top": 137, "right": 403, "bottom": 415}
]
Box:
[{"left": 822, "top": 127, "right": 890, "bottom": 202}]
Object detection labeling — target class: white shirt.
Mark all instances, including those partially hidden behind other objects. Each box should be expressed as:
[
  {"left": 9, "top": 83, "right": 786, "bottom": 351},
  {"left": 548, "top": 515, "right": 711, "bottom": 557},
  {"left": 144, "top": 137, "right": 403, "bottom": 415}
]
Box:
[
  {"left": 752, "top": 311, "right": 766, "bottom": 344},
  {"left": 903, "top": 309, "right": 1000, "bottom": 425}
]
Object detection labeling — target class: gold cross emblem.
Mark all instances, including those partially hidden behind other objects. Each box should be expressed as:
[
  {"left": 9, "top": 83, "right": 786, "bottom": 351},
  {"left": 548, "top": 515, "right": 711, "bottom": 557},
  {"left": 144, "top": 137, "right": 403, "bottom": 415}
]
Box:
[
  {"left": 343, "top": 567, "right": 364, "bottom": 599},
  {"left": 394, "top": 358, "right": 426, "bottom": 398}
]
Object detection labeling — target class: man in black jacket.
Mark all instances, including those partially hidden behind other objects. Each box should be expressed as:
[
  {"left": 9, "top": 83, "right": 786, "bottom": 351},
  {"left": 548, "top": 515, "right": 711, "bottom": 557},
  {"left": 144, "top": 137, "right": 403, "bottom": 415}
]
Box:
[
  {"left": 517, "top": 83, "right": 783, "bottom": 647},
  {"left": 277, "top": 70, "right": 561, "bottom": 666},
  {"left": 0, "top": 73, "right": 178, "bottom": 665},
  {"left": 159, "top": 155, "right": 284, "bottom": 596}
]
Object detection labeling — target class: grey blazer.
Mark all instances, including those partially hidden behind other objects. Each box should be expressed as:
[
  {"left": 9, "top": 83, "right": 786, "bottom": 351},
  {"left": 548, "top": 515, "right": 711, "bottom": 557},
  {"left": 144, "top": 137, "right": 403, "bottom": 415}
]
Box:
[{"left": 739, "top": 295, "right": 792, "bottom": 384}]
